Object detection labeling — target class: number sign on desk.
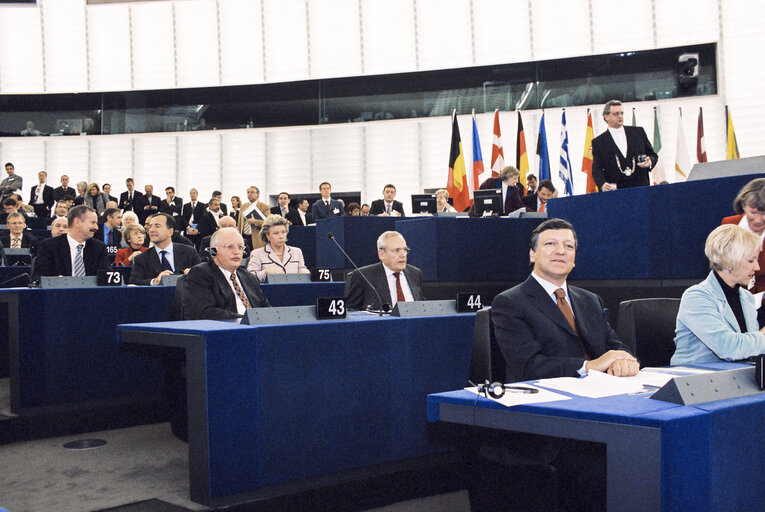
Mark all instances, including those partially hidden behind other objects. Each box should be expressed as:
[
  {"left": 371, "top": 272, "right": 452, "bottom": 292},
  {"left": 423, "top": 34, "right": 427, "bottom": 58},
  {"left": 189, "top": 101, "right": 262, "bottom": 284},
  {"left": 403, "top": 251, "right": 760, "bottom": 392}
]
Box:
[
  {"left": 316, "top": 297, "right": 347, "bottom": 319},
  {"left": 457, "top": 292, "right": 483, "bottom": 312},
  {"left": 311, "top": 268, "right": 333, "bottom": 281},
  {"left": 97, "top": 270, "right": 124, "bottom": 286}
]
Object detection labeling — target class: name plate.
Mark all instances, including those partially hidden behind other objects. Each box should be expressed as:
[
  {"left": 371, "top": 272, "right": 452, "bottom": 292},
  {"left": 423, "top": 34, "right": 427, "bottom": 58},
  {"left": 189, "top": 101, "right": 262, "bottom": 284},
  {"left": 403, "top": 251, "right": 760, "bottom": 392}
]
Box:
[
  {"left": 97, "top": 270, "right": 125, "bottom": 286},
  {"left": 457, "top": 292, "right": 484, "bottom": 312},
  {"left": 266, "top": 273, "right": 312, "bottom": 284},
  {"left": 159, "top": 274, "right": 181, "bottom": 286},
  {"left": 316, "top": 297, "right": 347, "bottom": 320},
  {"left": 39, "top": 276, "right": 98, "bottom": 289},
  {"left": 311, "top": 268, "right": 333, "bottom": 282}
]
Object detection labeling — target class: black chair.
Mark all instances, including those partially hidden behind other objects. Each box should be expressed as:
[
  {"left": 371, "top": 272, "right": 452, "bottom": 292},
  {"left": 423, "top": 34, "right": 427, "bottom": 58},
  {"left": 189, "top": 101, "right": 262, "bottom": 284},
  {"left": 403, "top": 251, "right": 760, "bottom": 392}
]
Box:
[
  {"left": 468, "top": 308, "right": 506, "bottom": 384},
  {"left": 171, "top": 274, "right": 186, "bottom": 321},
  {"left": 615, "top": 298, "right": 681, "bottom": 368}
]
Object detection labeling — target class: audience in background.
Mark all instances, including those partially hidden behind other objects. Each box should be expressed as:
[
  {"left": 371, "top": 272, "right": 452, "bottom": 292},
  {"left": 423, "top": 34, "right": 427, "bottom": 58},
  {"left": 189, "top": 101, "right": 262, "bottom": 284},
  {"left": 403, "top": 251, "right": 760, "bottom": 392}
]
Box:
[
  {"left": 53, "top": 175, "right": 76, "bottom": 202},
  {"left": 114, "top": 224, "right": 147, "bottom": 266},
  {"left": 0, "top": 162, "right": 22, "bottom": 203},
  {"left": 312, "top": 182, "right": 344, "bottom": 219},
  {"left": 237, "top": 186, "right": 271, "bottom": 251},
  {"left": 286, "top": 198, "right": 313, "bottom": 226},
  {"left": 84, "top": 183, "right": 111, "bottom": 216},
  {"left": 270, "top": 192, "right": 292, "bottom": 217},
  {"left": 435, "top": 189, "right": 456, "bottom": 213},
  {"left": 120, "top": 178, "right": 142, "bottom": 213},
  {"left": 49, "top": 216, "right": 68, "bottom": 237},
  {"left": 346, "top": 202, "right": 361, "bottom": 216},
  {"left": 30, "top": 171, "right": 54, "bottom": 219},
  {"left": 370, "top": 184, "right": 404, "bottom": 216},
  {"left": 0, "top": 212, "right": 38, "bottom": 254}
]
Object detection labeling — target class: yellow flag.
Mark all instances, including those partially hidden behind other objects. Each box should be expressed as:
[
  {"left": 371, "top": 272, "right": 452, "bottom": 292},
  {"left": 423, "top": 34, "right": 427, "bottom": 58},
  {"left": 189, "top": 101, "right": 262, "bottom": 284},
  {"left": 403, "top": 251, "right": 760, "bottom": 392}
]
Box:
[{"left": 726, "top": 106, "right": 740, "bottom": 160}]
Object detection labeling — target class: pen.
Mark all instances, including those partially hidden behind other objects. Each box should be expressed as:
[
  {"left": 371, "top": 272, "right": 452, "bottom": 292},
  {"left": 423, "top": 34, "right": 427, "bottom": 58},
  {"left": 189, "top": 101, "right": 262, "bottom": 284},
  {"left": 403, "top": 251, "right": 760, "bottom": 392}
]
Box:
[{"left": 504, "top": 385, "right": 539, "bottom": 394}]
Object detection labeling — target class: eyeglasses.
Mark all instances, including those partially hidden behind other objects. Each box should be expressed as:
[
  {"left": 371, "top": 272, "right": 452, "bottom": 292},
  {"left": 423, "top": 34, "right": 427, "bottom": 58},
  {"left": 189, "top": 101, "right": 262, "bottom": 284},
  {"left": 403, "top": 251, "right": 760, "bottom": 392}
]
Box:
[
  {"left": 219, "top": 243, "right": 245, "bottom": 251},
  {"left": 388, "top": 247, "right": 411, "bottom": 255}
]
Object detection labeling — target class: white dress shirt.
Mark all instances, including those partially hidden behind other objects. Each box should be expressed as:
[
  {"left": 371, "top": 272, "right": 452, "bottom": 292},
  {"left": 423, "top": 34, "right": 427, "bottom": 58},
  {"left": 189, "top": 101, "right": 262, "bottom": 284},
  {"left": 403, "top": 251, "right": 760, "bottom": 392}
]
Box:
[
  {"left": 383, "top": 264, "right": 414, "bottom": 306},
  {"left": 217, "top": 266, "right": 247, "bottom": 316},
  {"left": 608, "top": 126, "right": 628, "bottom": 158}
]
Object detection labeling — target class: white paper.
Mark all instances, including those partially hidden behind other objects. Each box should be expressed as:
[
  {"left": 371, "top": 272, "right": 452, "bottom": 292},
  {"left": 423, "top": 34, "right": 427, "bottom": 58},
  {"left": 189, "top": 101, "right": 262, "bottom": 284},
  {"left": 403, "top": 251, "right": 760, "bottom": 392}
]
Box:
[
  {"left": 537, "top": 370, "right": 646, "bottom": 398},
  {"left": 465, "top": 385, "right": 570, "bottom": 408},
  {"left": 507, "top": 207, "right": 527, "bottom": 218}
]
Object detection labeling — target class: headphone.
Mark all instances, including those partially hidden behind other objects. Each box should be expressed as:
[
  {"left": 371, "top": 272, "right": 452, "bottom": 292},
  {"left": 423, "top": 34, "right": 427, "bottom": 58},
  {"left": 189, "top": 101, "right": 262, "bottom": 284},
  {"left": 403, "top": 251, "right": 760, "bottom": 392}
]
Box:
[
  {"left": 207, "top": 247, "right": 218, "bottom": 257},
  {"left": 472, "top": 380, "right": 508, "bottom": 399}
]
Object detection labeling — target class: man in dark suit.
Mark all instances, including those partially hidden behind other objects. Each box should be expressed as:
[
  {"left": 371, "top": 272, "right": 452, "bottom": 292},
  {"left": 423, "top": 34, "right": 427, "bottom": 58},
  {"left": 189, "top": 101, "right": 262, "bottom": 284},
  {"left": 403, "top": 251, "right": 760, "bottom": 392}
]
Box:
[
  {"left": 0, "top": 212, "right": 39, "bottom": 255},
  {"left": 211, "top": 190, "right": 228, "bottom": 215},
  {"left": 197, "top": 197, "right": 225, "bottom": 239},
  {"left": 32, "top": 205, "right": 111, "bottom": 280},
  {"left": 119, "top": 178, "right": 143, "bottom": 213},
  {"left": 129, "top": 213, "right": 200, "bottom": 285},
  {"left": 102, "top": 183, "right": 118, "bottom": 204},
  {"left": 522, "top": 179, "right": 555, "bottom": 213},
  {"left": 369, "top": 184, "right": 405, "bottom": 216},
  {"left": 29, "top": 171, "right": 54, "bottom": 219},
  {"left": 591, "top": 99, "right": 658, "bottom": 191},
  {"left": 181, "top": 188, "right": 207, "bottom": 248},
  {"left": 311, "top": 182, "right": 344, "bottom": 219},
  {"left": 160, "top": 186, "right": 184, "bottom": 229},
  {"left": 286, "top": 198, "right": 313, "bottom": 226},
  {"left": 53, "top": 175, "right": 76, "bottom": 202},
  {"left": 344, "top": 231, "right": 424, "bottom": 311},
  {"left": 95, "top": 207, "right": 123, "bottom": 254},
  {"left": 270, "top": 191, "right": 292, "bottom": 217},
  {"left": 135, "top": 184, "right": 161, "bottom": 224},
  {"left": 184, "top": 227, "right": 269, "bottom": 320}
]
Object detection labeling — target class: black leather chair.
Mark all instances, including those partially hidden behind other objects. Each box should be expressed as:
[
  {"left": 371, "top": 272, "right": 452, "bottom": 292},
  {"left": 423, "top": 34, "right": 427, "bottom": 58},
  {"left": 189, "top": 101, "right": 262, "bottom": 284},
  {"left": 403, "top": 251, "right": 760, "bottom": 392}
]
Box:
[
  {"left": 468, "top": 308, "right": 507, "bottom": 384},
  {"left": 615, "top": 298, "right": 681, "bottom": 368},
  {"left": 171, "top": 274, "right": 186, "bottom": 321}
]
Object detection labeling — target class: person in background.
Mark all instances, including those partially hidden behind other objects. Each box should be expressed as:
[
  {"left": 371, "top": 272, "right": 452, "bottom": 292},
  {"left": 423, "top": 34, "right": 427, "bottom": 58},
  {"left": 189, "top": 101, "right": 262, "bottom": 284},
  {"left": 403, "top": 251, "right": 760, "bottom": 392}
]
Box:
[
  {"left": 53, "top": 175, "right": 76, "bottom": 202},
  {"left": 20, "top": 120, "right": 41, "bottom": 136},
  {"left": 29, "top": 171, "right": 54, "bottom": 219},
  {"left": 270, "top": 192, "right": 292, "bottom": 217},
  {"left": 50, "top": 216, "right": 68, "bottom": 237},
  {"left": 360, "top": 204, "right": 371, "bottom": 216},
  {"left": 286, "top": 198, "right": 313, "bottom": 226},
  {"left": 346, "top": 202, "right": 361, "bottom": 216},
  {"left": 84, "top": 183, "right": 111, "bottom": 216},
  {"left": 119, "top": 177, "right": 143, "bottom": 213},
  {"left": 114, "top": 224, "right": 148, "bottom": 266},
  {"left": 129, "top": 213, "right": 200, "bottom": 285},
  {"left": 0, "top": 212, "right": 38, "bottom": 254},
  {"left": 370, "top": 184, "right": 405, "bottom": 216},
  {"left": 311, "top": 182, "right": 344, "bottom": 219},
  {"left": 102, "top": 183, "right": 118, "bottom": 203},
  {"left": 722, "top": 178, "right": 765, "bottom": 293},
  {"left": 247, "top": 215, "right": 309, "bottom": 282},
  {"left": 73, "top": 181, "right": 88, "bottom": 206},
  {"left": 0, "top": 162, "right": 22, "bottom": 203},
  {"left": 230, "top": 195, "right": 242, "bottom": 222},
  {"left": 469, "top": 166, "right": 524, "bottom": 217},
  {"left": 435, "top": 189, "right": 457, "bottom": 213},
  {"left": 522, "top": 179, "right": 555, "bottom": 213},
  {"left": 526, "top": 173, "right": 538, "bottom": 196}
]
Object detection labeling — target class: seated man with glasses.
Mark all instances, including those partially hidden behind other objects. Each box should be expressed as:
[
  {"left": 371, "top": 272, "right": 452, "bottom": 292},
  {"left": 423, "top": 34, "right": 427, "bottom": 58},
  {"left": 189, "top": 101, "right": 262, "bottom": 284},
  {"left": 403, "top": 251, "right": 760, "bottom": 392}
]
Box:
[
  {"left": 344, "top": 230, "right": 424, "bottom": 311},
  {"left": 184, "top": 226, "right": 270, "bottom": 320}
]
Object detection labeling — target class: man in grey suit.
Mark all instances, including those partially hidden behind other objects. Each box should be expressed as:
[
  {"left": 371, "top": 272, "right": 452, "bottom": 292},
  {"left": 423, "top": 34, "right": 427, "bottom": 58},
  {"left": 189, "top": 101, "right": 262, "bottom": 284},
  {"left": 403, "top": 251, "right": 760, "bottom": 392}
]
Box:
[
  {"left": 129, "top": 213, "right": 200, "bottom": 285},
  {"left": 0, "top": 162, "right": 22, "bottom": 203},
  {"left": 344, "top": 230, "right": 424, "bottom": 311}
]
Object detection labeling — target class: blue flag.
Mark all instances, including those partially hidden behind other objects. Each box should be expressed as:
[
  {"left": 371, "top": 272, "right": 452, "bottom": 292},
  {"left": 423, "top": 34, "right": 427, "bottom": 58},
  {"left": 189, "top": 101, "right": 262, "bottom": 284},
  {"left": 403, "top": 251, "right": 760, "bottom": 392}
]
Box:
[
  {"left": 537, "top": 113, "right": 550, "bottom": 181},
  {"left": 559, "top": 110, "right": 573, "bottom": 196}
]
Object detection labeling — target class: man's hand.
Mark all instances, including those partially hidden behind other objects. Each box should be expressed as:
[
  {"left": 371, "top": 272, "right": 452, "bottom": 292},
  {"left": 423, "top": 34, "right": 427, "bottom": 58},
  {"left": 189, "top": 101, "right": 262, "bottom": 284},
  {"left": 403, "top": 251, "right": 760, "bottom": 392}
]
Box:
[
  {"left": 637, "top": 159, "right": 652, "bottom": 169},
  {"left": 187, "top": 227, "right": 198, "bottom": 235},
  {"left": 246, "top": 217, "right": 258, "bottom": 225},
  {"left": 585, "top": 350, "right": 638, "bottom": 375},
  {"left": 152, "top": 270, "right": 173, "bottom": 285},
  {"left": 182, "top": 268, "right": 191, "bottom": 275},
  {"left": 601, "top": 182, "right": 617, "bottom": 191}
]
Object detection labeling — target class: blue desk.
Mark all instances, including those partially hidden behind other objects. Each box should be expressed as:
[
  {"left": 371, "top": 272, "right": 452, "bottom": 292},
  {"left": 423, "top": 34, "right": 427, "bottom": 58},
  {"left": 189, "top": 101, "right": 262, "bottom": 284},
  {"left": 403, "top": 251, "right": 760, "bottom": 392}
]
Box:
[
  {"left": 118, "top": 312, "right": 476, "bottom": 506},
  {"left": 315, "top": 216, "right": 399, "bottom": 269},
  {"left": 428, "top": 365, "right": 765, "bottom": 512},
  {"left": 0, "top": 282, "right": 346, "bottom": 410},
  {"left": 396, "top": 217, "right": 544, "bottom": 282},
  {"left": 284, "top": 225, "right": 316, "bottom": 268}
]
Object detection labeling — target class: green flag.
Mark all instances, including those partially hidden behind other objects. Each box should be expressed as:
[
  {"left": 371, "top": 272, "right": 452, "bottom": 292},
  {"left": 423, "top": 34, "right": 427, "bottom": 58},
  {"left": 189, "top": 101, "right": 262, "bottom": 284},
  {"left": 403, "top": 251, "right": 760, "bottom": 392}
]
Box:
[{"left": 652, "top": 107, "right": 664, "bottom": 183}]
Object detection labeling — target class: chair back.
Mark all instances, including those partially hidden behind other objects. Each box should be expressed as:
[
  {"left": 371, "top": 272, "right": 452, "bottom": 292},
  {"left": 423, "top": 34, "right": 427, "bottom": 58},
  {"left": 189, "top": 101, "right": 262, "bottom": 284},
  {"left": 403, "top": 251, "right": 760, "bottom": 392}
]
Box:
[
  {"left": 615, "top": 298, "right": 681, "bottom": 367},
  {"left": 468, "top": 308, "right": 506, "bottom": 384},
  {"left": 172, "top": 274, "right": 187, "bottom": 321}
]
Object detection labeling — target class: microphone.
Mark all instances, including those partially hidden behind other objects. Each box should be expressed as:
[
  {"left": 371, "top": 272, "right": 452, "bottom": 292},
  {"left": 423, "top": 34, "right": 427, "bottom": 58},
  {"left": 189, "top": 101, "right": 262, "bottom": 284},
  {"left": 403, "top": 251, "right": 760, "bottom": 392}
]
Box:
[{"left": 327, "top": 232, "right": 391, "bottom": 315}]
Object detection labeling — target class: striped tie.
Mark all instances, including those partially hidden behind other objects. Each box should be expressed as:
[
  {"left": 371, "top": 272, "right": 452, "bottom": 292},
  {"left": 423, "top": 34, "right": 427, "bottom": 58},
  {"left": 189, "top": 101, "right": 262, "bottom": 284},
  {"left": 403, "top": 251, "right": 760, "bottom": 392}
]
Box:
[
  {"left": 73, "top": 244, "right": 86, "bottom": 277},
  {"left": 230, "top": 272, "right": 251, "bottom": 309}
]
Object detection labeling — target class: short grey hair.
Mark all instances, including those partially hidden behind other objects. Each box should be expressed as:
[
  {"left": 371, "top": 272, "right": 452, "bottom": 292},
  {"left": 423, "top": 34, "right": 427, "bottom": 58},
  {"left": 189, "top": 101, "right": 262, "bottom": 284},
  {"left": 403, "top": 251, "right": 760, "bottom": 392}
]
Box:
[
  {"left": 435, "top": 189, "right": 449, "bottom": 200},
  {"left": 705, "top": 224, "right": 761, "bottom": 272},
  {"left": 377, "top": 230, "right": 404, "bottom": 250},
  {"left": 260, "top": 214, "right": 291, "bottom": 243},
  {"left": 499, "top": 166, "right": 520, "bottom": 181},
  {"left": 603, "top": 99, "right": 622, "bottom": 115},
  {"left": 211, "top": 227, "right": 243, "bottom": 249}
]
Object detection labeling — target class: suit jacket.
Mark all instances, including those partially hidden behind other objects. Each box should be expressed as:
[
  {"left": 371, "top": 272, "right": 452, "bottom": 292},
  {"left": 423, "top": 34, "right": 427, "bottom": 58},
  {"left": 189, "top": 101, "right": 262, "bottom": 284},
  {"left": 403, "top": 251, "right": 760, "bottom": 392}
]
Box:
[
  {"left": 29, "top": 184, "right": 54, "bottom": 218},
  {"left": 311, "top": 198, "right": 344, "bottom": 219},
  {"left": 32, "top": 235, "right": 111, "bottom": 280},
  {"left": 183, "top": 260, "right": 270, "bottom": 320},
  {"left": 197, "top": 211, "right": 224, "bottom": 238},
  {"left": 522, "top": 193, "right": 540, "bottom": 212},
  {"left": 236, "top": 201, "right": 271, "bottom": 250},
  {"left": 181, "top": 201, "right": 207, "bottom": 231},
  {"left": 722, "top": 214, "right": 765, "bottom": 293},
  {"left": 95, "top": 224, "right": 123, "bottom": 247},
  {"left": 369, "top": 199, "right": 405, "bottom": 216},
  {"left": 591, "top": 125, "right": 658, "bottom": 189},
  {"left": 135, "top": 194, "right": 161, "bottom": 224},
  {"left": 119, "top": 190, "right": 144, "bottom": 213},
  {"left": 344, "top": 262, "right": 424, "bottom": 311},
  {"left": 0, "top": 173, "right": 22, "bottom": 201},
  {"left": 491, "top": 275, "right": 631, "bottom": 381},
  {"left": 0, "top": 231, "right": 39, "bottom": 255},
  {"left": 270, "top": 205, "right": 291, "bottom": 217},
  {"left": 672, "top": 271, "right": 765, "bottom": 366},
  {"left": 128, "top": 243, "right": 201, "bottom": 285},
  {"left": 160, "top": 197, "right": 184, "bottom": 229},
  {"left": 468, "top": 178, "right": 524, "bottom": 216},
  {"left": 285, "top": 208, "right": 313, "bottom": 226},
  {"left": 114, "top": 245, "right": 147, "bottom": 266},
  {"left": 53, "top": 186, "right": 76, "bottom": 201},
  {"left": 246, "top": 243, "right": 308, "bottom": 282}
]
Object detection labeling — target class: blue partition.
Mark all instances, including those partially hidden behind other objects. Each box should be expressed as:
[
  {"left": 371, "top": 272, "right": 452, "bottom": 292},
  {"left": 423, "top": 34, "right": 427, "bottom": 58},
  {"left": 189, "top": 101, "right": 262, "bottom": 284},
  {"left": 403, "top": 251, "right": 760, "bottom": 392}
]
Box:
[
  {"left": 396, "top": 217, "right": 544, "bottom": 282},
  {"left": 285, "top": 225, "right": 316, "bottom": 268},
  {"left": 548, "top": 174, "right": 763, "bottom": 279},
  {"left": 315, "top": 216, "right": 399, "bottom": 269}
]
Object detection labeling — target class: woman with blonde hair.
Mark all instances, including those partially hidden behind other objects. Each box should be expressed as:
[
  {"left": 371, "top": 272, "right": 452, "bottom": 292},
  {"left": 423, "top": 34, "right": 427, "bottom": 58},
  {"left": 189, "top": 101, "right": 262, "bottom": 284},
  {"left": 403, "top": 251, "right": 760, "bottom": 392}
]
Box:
[
  {"left": 247, "top": 214, "right": 309, "bottom": 281},
  {"left": 84, "top": 182, "right": 110, "bottom": 215}
]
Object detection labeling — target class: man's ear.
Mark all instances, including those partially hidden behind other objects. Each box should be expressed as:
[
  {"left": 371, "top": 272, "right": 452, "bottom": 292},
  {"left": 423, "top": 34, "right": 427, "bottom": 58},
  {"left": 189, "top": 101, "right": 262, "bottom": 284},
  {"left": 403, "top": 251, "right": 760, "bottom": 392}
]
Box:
[{"left": 529, "top": 248, "right": 536, "bottom": 264}]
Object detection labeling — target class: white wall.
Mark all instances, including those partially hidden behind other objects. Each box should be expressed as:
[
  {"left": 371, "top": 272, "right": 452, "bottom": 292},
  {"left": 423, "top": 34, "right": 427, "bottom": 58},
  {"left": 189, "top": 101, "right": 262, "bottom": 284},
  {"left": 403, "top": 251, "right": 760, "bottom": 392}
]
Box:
[{"left": 0, "top": 0, "right": 761, "bottom": 207}]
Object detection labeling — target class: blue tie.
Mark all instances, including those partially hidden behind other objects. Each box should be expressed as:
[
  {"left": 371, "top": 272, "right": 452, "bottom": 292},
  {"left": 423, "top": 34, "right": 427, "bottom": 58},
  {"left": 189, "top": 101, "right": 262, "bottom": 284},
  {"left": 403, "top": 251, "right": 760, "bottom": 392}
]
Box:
[{"left": 160, "top": 250, "right": 173, "bottom": 272}]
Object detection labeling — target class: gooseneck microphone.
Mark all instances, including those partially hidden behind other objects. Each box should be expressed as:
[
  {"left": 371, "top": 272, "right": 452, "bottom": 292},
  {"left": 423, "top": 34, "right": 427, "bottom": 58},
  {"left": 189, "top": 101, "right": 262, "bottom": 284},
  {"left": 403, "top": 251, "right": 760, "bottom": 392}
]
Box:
[{"left": 327, "top": 232, "right": 391, "bottom": 315}]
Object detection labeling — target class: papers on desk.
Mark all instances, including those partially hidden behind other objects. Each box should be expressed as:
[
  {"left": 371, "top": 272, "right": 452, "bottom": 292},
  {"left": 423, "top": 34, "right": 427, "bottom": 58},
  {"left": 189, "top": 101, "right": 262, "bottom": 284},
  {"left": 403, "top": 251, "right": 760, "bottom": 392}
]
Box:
[{"left": 465, "top": 385, "right": 570, "bottom": 408}]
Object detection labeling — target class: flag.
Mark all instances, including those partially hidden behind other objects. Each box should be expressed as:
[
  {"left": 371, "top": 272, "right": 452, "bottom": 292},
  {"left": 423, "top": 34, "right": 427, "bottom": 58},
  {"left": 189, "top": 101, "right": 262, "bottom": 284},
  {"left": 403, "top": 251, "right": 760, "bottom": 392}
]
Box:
[
  {"left": 516, "top": 111, "right": 530, "bottom": 189},
  {"left": 559, "top": 110, "right": 573, "bottom": 196},
  {"left": 674, "top": 108, "right": 691, "bottom": 182},
  {"left": 651, "top": 107, "right": 666, "bottom": 184},
  {"left": 536, "top": 113, "right": 550, "bottom": 181},
  {"left": 447, "top": 109, "right": 471, "bottom": 212},
  {"left": 471, "top": 111, "right": 484, "bottom": 197},
  {"left": 490, "top": 109, "right": 504, "bottom": 178},
  {"left": 631, "top": 108, "right": 636, "bottom": 127},
  {"left": 696, "top": 107, "right": 707, "bottom": 163},
  {"left": 581, "top": 109, "right": 597, "bottom": 193},
  {"left": 726, "top": 106, "right": 740, "bottom": 159}
]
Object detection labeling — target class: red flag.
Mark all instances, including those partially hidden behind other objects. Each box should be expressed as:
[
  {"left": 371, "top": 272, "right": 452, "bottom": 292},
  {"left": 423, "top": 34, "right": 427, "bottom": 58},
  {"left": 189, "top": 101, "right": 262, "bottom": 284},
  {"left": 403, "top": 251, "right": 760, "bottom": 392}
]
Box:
[
  {"left": 696, "top": 107, "right": 707, "bottom": 163},
  {"left": 447, "top": 110, "right": 470, "bottom": 212},
  {"left": 490, "top": 109, "right": 504, "bottom": 178},
  {"left": 581, "top": 110, "right": 597, "bottom": 193}
]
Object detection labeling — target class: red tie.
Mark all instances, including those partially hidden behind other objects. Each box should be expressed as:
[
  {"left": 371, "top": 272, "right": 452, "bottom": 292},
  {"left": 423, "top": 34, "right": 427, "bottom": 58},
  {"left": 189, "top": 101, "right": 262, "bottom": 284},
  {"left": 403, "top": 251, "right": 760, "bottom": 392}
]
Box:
[
  {"left": 393, "top": 272, "right": 406, "bottom": 302},
  {"left": 539, "top": 202, "right": 546, "bottom": 213},
  {"left": 325, "top": 201, "right": 330, "bottom": 209}
]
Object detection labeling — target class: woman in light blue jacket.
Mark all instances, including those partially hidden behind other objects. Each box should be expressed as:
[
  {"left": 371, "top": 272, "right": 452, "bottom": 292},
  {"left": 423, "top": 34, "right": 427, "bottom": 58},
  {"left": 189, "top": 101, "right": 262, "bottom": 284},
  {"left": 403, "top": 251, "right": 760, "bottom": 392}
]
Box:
[{"left": 672, "top": 224, "right": 765, "bottom": 365}]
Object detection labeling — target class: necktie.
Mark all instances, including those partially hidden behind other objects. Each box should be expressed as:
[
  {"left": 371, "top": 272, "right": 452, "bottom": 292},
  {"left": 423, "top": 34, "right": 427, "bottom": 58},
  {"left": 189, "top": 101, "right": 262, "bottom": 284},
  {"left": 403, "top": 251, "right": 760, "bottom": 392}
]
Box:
[
  {"left": 393, "top": 272, "right": 406, "bottom": 302},
  {"left": 160, "top": 250, "right": 173, "bottom": 272},
  {"left": 554, "top": 289, "right": 578, "bottom": 334},
  {"left": 230, "top": 272, "right": 251, "bottom": 309},
  {"left": 386, "top": 204, "right": 391, "bottom": 215},
  {"left": 325, "top": 201, "right": 330, "bottom": 210},
  {"left": 107, "top": 230, "right": 112, "bottom": 246},
  {"left": 73, "top": 244, "right": 85, "bottom": 277},
  {"left": 539, "top": 201, "right": 546, "bottom": 213},
  {"left": 11, "top": 236, "right": 21, "bottom": 249}
]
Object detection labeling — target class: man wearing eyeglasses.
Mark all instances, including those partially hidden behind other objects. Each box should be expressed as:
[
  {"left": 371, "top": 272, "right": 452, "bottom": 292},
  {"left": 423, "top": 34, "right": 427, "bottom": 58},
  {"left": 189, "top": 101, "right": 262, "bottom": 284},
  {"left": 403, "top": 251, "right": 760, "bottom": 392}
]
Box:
[
  {"left": 344, "top": 230, "right": 424, "bottom": 311},
  {"left": 184, "top": 227, "right": 270, "bottom": 320},
  {"left": 591, "top": 99, "right": 657, "bottom": 191}
]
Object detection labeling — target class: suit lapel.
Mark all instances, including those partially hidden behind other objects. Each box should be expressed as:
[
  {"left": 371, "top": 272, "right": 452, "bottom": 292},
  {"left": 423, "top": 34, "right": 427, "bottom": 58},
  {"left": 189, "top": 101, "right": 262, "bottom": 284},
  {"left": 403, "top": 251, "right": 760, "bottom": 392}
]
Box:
[
  {"left": 212, "top": 263, "right": 236, "bottom": 308},
  {"left": 524, "top": 276, "right": 578, "bottom": 336},
  {"left": 61, "top": 236, "right": 73, "bottom": 275},
  {"left": 402, "top": 266, "right": 420, "bottom": 300},
  {"left": 374, "top": 263, "right": 392, "bottom": 305}
]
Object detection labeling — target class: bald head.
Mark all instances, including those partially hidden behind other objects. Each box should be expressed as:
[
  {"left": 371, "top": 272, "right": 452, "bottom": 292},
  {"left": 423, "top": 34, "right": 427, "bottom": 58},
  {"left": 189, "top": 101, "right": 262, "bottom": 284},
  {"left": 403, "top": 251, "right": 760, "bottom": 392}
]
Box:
[{"left": 218, "top": 216, "right": 236, "bottom": 229}]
